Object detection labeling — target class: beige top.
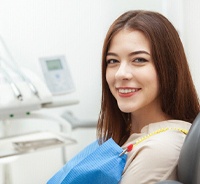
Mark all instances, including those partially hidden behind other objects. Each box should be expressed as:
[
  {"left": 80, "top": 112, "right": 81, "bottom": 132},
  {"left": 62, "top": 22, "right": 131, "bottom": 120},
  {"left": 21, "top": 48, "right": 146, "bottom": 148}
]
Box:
[{"left": 120, "top": 120, "right": 191, "bottom": 184}]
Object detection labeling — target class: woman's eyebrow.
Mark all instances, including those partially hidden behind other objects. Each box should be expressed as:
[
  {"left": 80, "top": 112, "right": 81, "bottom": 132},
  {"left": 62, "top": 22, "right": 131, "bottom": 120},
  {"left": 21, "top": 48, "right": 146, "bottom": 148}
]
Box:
[
  {"left": 106, "top": 50, "right": 150, "bottom": 57},
  {"left": 106, "top": 52, "right": 118, "bottom": 57},
  {"left": 128, "top": 50, "right": 150, "bottom": 56}
]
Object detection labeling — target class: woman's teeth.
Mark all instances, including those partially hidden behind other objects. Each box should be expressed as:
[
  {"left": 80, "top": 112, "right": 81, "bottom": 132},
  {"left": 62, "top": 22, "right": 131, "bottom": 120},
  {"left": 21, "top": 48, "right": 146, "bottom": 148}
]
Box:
[{"left": 118, "top": 89, "right": 137, "bottom": 93}]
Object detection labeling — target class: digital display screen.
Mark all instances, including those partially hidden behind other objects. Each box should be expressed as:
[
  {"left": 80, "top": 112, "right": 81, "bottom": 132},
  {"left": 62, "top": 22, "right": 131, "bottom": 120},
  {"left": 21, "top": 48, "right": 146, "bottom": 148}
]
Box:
[{"left": 46, "top": 59, "right": 63, "bottom": 70}]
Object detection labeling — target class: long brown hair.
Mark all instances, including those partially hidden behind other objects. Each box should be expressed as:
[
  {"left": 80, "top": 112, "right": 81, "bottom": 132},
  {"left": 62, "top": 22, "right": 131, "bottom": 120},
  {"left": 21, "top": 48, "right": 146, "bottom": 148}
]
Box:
[{"left": 97, "top": 10, "right": 200, "bottom": 146}]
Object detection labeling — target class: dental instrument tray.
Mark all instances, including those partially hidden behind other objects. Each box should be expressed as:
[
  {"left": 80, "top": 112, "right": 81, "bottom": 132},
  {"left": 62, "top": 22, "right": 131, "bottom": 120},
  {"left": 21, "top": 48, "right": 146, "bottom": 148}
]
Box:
[{"left": 0, "top": 131, "right": 76, "bottom": 159}]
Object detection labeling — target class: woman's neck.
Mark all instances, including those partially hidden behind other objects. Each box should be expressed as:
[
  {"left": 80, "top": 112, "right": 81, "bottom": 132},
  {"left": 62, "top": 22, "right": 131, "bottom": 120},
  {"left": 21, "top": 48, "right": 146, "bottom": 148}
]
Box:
[{"left": 130, "top": 110, "right": 171, "bottom": 133}]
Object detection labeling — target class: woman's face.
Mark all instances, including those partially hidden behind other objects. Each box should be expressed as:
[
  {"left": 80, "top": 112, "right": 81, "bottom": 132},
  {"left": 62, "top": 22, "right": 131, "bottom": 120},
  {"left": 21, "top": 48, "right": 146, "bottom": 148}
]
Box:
[{"left": 106, "top": 29, "right": 161, "bottom": 116}]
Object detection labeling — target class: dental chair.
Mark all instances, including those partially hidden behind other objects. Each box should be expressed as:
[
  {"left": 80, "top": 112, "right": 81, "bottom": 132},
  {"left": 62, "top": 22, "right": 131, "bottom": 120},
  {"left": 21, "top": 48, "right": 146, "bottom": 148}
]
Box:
[{"left": 156, "top": 112, "right": 200, "bottom": 184}]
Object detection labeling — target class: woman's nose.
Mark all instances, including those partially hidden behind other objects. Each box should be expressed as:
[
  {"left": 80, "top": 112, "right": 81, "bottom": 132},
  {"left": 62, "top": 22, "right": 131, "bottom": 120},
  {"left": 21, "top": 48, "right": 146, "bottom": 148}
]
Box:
[{"left": 115, "top": 63, "right": 133, "bottom": 80}]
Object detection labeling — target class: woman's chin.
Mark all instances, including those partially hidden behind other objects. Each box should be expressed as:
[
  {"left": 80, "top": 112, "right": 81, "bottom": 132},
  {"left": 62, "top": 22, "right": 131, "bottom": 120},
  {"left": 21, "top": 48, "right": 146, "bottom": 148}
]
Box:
[{"left": 119, "top": 107, "right": 133, "bottom": 113}]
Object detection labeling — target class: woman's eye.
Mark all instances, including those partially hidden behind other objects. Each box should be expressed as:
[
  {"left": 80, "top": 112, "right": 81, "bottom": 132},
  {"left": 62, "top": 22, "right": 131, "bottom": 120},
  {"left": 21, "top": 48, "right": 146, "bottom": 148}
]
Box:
[
  {"left": 106, "top": 59, "right": 119, "bottom": 64},
  {"left": 134, "top": 58, "right": 148, "bottom": 63}
]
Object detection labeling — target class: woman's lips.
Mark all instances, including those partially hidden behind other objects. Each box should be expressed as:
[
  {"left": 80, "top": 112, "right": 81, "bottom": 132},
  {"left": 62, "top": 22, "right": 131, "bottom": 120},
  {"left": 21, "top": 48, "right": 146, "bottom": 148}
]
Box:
[{"left": 117, "top": 87, "right": 141, "bottom": 97}]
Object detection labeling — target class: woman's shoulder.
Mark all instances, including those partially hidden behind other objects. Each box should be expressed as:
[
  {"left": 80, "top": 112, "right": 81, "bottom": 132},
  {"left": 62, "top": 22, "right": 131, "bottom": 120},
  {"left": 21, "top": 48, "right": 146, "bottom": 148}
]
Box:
[
  {"left": 141, "top": 119, "right": 191, "bottom": 134},
  {"left": 121, "top": 120, "right": 190, "bottom": 183},
  {"left": 124, "top": 119, "right": 190, "bottom": 153},
  {"left": 123, "top": 119, "right": 191, "bottom": 148}
]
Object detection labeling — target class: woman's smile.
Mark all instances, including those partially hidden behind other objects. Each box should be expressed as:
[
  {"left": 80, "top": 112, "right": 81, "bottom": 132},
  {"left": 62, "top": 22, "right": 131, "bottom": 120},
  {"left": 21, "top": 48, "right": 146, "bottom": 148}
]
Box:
[{"left": 117, "top": 87, "right": 141, "bottom": 97}]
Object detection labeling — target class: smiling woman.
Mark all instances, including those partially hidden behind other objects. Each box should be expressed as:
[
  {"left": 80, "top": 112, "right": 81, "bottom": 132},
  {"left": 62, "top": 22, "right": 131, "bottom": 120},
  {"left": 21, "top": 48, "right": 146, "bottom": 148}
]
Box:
[{"left": 97, "top": 10, "right": 200, "bottom": 183}]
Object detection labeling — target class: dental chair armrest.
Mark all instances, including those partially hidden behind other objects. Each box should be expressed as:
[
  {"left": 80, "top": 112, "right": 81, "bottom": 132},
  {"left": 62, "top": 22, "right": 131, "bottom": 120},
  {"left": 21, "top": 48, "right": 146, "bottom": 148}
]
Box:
[{"left": 156, "top": 181, "right": 183, "bottom": 184}]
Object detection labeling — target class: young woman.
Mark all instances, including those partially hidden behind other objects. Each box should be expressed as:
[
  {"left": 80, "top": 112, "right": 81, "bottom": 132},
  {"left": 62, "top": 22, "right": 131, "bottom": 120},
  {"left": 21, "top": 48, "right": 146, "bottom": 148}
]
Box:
[{"left": 97, "top": 10, "right": 200, "bottom": 183}]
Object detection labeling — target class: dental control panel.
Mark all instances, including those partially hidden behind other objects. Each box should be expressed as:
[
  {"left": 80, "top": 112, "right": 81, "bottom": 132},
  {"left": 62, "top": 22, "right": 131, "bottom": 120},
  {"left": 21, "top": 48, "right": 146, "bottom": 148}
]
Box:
[{"left": 40, "top": 55, "right": 75, "bottom": 95}]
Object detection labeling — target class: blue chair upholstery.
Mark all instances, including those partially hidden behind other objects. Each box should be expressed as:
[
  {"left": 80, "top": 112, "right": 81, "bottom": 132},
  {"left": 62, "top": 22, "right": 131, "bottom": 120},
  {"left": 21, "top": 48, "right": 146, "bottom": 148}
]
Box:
[{"left": 157, "top": 112, "right": 200, "bottom": 184}]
